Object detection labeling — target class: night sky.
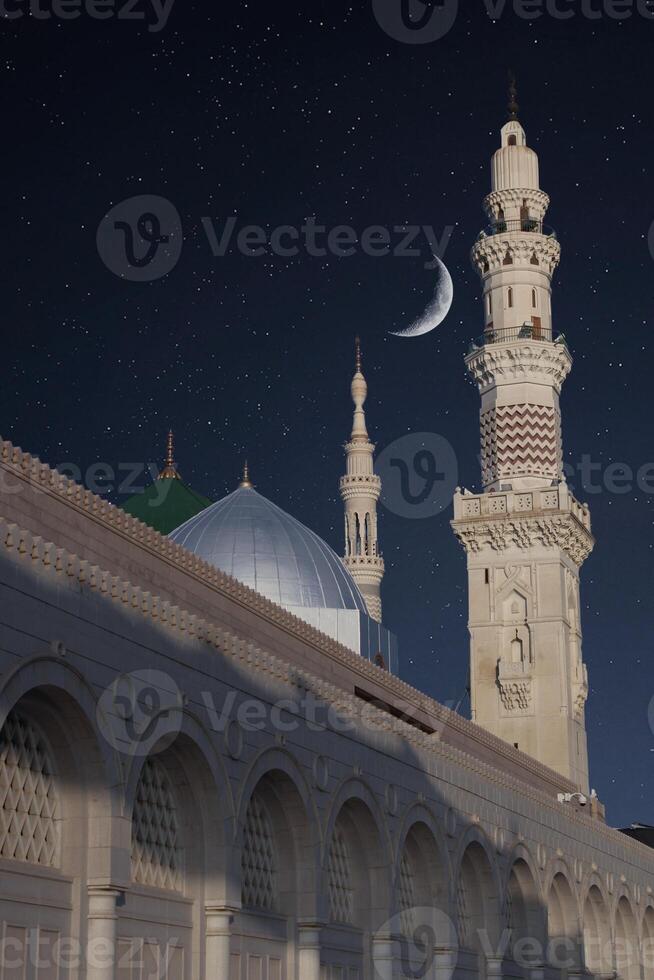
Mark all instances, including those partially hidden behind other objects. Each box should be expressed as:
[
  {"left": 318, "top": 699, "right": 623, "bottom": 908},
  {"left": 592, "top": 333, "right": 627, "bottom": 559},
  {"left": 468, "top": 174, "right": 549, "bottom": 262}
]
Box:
[{"left": 3, "top": 0, "right": 653, "bottom": 826}]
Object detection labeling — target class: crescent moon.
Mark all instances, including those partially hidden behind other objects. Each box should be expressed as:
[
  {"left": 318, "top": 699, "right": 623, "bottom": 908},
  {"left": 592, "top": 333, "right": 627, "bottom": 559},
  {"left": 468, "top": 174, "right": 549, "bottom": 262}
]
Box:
[{"left": 390, "top": 256, "right": 454, "bottom": 338}]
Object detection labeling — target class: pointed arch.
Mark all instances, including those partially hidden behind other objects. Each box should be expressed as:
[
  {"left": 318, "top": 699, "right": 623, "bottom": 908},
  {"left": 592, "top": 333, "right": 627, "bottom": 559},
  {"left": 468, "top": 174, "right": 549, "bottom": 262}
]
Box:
[
  {"left": 615, "top": 893, "right": 640, "bottom": 980},
  {"left": 0, "top": 656, "right": 121, "bottom": 880},
  {"left": 453, "top": 830, "right": 502, "bottom": 954},
  {"left": 642, "top": 903, "right": 654, "bottom": 980},
  {"left": 395, "top": 805, "right": 451, "bottom": 937},
  {"left": 546, "top": 867, "right": 581, "bottom": 972},
  {"left": 124, "top": 708, "right": 234, "bottom": 905},
  {"left": 582, "top": 880, "right": 612, "bottom": 977},
  {"left": 236, "top": 747, "right": 321, "bottom": 920},
  {"left": 505, "top": 850, "right": 546, "bottom": 967},
  {"left": 324, "top": 778, "right": 392, "bottom": 933}
]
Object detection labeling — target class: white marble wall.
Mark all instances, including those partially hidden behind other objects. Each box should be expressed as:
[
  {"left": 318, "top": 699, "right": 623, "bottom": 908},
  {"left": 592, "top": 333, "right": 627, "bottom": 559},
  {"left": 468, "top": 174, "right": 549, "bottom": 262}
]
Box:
[{"left": 1, "top": 541, "right": 653, "bottom": 980}]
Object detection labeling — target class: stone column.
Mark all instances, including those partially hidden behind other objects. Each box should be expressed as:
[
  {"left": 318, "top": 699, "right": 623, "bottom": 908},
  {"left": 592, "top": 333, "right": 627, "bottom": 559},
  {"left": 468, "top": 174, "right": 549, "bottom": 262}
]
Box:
[
  {"left": 372, "top": 934, "right": 396, "bottom": 980},
  {"left": 486, "top": 953, "right": 504, "bottom": 980},
  {"left": 297, "top": 923, "right": 323, "bottom": 980},
  {"left": 205, "top": 907, "right": 235, "bottom": 980},
  {"left": 433, "top": 945, "right": 458, "bottom": 980},
  {"left": 87, "top": 888, "right": 120, "bottom": 980}
]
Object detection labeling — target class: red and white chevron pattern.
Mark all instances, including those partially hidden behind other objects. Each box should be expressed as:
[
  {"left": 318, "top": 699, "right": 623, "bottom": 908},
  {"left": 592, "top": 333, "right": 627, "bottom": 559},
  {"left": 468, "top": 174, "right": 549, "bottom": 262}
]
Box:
[{"left": 481, "top": 403, "right": 562, "bottom": 486}]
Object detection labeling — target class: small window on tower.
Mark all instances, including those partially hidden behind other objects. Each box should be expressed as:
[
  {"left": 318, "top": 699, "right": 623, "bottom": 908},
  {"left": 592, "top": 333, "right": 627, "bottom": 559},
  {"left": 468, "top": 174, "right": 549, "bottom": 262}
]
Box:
[
  {"left": 508, "top": 287, "right": 514, "bottom": 308},
  {"left": 486, "top": 293, "right": 492, "bottom": 317},
  {"left": 503, "top": 250, "right": 513, "bottom": 266},
  {"left": 508, "top": 135, "right": 517, "bottom": 146},
  {"left": 532, "top": 289, "right": 537, "bottom": 308},
  {"left": 530, "top": 252, "right": 540, "bottom": 266}
]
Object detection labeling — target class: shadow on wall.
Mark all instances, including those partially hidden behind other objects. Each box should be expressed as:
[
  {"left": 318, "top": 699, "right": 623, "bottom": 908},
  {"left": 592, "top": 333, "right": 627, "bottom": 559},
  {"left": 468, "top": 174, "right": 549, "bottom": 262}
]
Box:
[{"left": 0, "top": 550, "right": 653, "bottom": 980}]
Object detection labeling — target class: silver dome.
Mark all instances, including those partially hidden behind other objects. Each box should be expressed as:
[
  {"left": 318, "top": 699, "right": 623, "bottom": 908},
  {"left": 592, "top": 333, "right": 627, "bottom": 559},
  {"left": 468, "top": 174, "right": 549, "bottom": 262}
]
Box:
[{"left": 169, "top": 487, "right": 367, "bottom": 613}]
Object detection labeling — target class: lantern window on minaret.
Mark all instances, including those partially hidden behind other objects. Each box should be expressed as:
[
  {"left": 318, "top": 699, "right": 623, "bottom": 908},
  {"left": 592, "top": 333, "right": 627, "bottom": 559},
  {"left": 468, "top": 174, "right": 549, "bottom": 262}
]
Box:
[{"left": 451, "top": 85, "right": 595, "bottom": 792}]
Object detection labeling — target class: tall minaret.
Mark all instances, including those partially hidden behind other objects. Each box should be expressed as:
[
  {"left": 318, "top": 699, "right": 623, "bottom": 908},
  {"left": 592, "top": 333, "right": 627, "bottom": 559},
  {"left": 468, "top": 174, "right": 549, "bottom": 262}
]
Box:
[
  {"left": 451, "top": 85, "right": 594, "bottom": 790},
  {"left": 339, "top": 338, "right": 385, "bottom": 622}
]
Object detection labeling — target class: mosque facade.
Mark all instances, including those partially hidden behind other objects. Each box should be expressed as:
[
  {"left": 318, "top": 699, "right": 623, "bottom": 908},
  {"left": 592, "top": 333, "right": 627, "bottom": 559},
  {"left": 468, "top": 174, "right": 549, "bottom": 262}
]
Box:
[{"left": 0, "top": 104, "right": 653, "bottom": 980}]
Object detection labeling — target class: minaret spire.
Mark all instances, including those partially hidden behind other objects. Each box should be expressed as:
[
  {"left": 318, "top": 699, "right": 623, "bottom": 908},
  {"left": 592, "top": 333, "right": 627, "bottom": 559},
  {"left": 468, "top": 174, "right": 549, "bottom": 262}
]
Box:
[
  {"left": 159, "top": 430, "right": 181, "bottom": 480},
  {"left": 350, "top": 336, "right": 369, "bottom": 443},
  {"left": 451, "top": 100, "right": 594, "bottom": 791},
  {"left": 339, "top": 338, "right": 385, "bottom": 623},
  {"left": 507, "top": 70, "right": 519, "bottom": 120}
]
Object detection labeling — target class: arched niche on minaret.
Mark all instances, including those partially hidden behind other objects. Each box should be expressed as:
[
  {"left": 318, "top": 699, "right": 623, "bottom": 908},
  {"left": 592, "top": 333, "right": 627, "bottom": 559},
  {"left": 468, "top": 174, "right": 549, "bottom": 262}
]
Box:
[{"left": 500, "top": 590, "right": 532, "bottom": 668}]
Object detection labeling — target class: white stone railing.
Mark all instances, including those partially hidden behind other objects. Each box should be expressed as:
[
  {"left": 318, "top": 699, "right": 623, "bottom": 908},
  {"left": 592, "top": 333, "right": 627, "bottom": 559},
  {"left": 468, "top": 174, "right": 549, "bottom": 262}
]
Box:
[{"left": 453, "top": 483, "right": 592, "bottom": 532}]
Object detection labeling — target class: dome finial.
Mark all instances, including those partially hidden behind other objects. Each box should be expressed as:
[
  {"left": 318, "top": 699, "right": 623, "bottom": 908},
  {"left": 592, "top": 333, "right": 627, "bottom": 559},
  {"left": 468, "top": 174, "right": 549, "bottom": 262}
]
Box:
[
  {"left": 239, "top": 460, "right": 253, "bottom": 489},
  {"left": 508, "top": 70, "right": 519, "bottom": 121},
  {"left": 159, "top": 429, "right": 181, "bottom": 480}
]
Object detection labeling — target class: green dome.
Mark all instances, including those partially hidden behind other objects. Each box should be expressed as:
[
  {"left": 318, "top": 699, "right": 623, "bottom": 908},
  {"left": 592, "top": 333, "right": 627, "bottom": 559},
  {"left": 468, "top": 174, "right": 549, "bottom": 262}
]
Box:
[{"left": 121, "top": 432, "right": 211, "bottom": 535}]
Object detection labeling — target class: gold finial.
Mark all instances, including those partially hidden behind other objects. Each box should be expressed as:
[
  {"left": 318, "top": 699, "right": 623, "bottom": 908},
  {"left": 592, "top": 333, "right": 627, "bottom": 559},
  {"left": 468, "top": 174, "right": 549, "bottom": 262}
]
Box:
[
  {"left": 159, "top": 429, "right": 181, "bottom": 480},
  {"left": 508, "top": 71, "right": 519, "bottom": 121},
  {"left": 355, "top": 335, "right": 362, "bottom": 373},
  {"left": 239, "top": 460, "right": 253, "bottom": 489}
]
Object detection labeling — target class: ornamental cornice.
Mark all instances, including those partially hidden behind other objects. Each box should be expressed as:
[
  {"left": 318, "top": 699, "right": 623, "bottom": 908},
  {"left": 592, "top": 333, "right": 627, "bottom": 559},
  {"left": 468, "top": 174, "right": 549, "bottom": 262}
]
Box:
[
  {"left": 339, "top": 474, "right": 381, "bottom": 500},
  {"left": 471, "top": 233, "right": 560, "bottom": 277},
  {"left": 483, "top": 187, "right": 550, "bottom": 220},
  {"left": 451, "top": 513, "right": 594, "bottom": 566},
  {"left": 343, "top": 555, "right": 385, "bottom": 584},
  {"left": 0, "top": 509, "right": 653, "bottom": 872},
  {"left": 465, "top": 341, "right": 572, "bottom": 394},
  {"left": 343, "top": 440, "right": 375, "bottom": 454}
]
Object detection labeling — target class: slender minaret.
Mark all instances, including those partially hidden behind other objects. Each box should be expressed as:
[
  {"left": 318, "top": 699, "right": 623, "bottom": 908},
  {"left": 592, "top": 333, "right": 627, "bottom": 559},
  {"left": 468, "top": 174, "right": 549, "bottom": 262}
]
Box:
[
  {"left": 339, "top": 338, "right": 385, "bottom": 622},
  {"left": 451, "top": 85, "right": 594, "bottom": 790}
]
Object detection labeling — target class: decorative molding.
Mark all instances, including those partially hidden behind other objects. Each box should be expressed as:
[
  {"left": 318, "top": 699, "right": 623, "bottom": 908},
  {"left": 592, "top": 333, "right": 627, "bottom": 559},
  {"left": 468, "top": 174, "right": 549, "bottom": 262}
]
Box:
[
  {"left": 483, "top": 187, "right": 550, "bottom": 222},
  {"left": 471, "top": 230, "right": 560, "bottom": 278},
  {"left": 465, "top": 341, "right": 572, "bottom": 395},
  {"left": 452, "top": 513, "right": 594, "bottom": 566},
  {"left": 497, "top": 661, "right": 533, "bottom": 714}
]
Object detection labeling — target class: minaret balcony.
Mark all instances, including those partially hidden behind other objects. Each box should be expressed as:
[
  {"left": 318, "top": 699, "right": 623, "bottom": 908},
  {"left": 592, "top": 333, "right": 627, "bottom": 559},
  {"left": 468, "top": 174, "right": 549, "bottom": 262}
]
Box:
[
  {"left": 469, "top": 324, "right": 565, "bottom": 349},
  {"left": 477, "top": 218, "right": 557, "bottom": 239}
]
